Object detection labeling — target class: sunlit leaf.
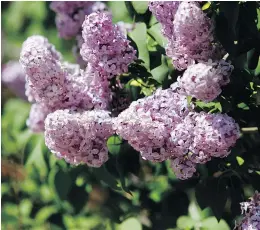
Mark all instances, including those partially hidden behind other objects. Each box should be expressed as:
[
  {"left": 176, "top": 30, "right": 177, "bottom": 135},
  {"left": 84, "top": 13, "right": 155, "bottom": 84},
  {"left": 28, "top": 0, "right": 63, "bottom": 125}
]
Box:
[
  {"left": 129, "top": 23, "right": 150, "bottom": 69},
  {"left": 201, "top": 217, "right": 230, "bottom": 230},
  {"left": 131, "top": 1, "right": 148, "bottom": 14},
  {"left": 120, "top": 217, "right": 142, "bottom": 230}
]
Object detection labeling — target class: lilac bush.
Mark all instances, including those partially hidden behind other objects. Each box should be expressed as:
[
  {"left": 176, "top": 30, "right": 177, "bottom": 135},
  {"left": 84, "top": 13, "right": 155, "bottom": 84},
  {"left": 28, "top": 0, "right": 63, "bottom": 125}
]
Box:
[
  {"left": 4, "top": 1, "right": 260, "bottom": 229},
  {"left": 19, "top": 2, "right": 242, "bottom": 180}
]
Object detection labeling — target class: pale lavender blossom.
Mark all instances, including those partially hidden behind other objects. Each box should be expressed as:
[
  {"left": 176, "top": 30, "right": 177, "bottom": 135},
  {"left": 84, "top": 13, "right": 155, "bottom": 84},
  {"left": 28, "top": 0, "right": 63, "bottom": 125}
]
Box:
[
  {"left": 27, "top": 103, "right": 51, "bottom": 133},
  {"left": 192, "top": 112, "right": 240, "bottom": 159},
  {"left": 1, "top": 61, "right": 27, "bottom": 100},
  {"left": 170, "top": 111, "right": 240, "bottom": 164},
  {"left": 148, "top": 1, "right": 180, "bottom": 39},
  {"left": 50, "top": 1, "right": 107, "bottom": 39},
  {"left": 114, "top": 85, "right": 191, "bottom": 162},
  {"left": 45, "top": 109, "right": 114, "bottom": 167},
  {"left": 170, "top": 157, "right": 197, "bottom": 180},
  {"left": 178, "top": 60, "right": 234, "bottom": 102},
  {"left": 20, "top": 35, "right": 111, "bottom": 110},
  {"left": 166, "top": 2, "right": 224, "bottom": 70},
  {"left": 20, "top": 35, "right": 66, "bottom": 108},
  {"left": 80, "top": 12, "right": 137, "bottom": 79},
  {"left": 236, "top": 192, "right": 260, "bottom": 230},
  {"left": 170, "top": 112, "right": 198, "bottom": 157}
]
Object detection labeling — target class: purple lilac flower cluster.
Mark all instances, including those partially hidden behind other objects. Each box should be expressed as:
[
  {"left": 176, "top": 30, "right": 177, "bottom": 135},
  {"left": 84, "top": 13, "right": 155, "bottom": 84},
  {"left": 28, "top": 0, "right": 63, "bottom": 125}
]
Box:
[
  {"left": 149, "top": 1, "right": 230, "bottom": 102},
  {"left": 20, "top": 35, "right": 110, "bottom": 111},
  {"left": 149, "top": 2, "right": 224, "bottom": 69},
  {"left": 148, "top": 1, "right": 180, "bottom": 39},
  {"left": 166, "top": 2, "right": 224, "bottom": 70},
  {"left": 114, "top": 83, "right": 191, "bottom": 163},
  {"left": 50, "top": 1, "right": 107, "bottom": 39},
  {"left": 1, "top": 61, "right": 27, "bottom": 100},
  {"left": 80, "top": 12, "right": 137, "bottom": 79},
  {"left": 115, "top": 84, "right": 240, "bottom": 180},
  {"left": 50, "top": 1, "right": 107, "bottom": 68},
  {"left": 20, "top": 8, "right": 137, "bottom": 166},
  {"left": 20, "top": 35, "right": 111, "bottom": 135},
  {"left": 45, "top": 109, "right": 114, "bottom": 167},
  {"left": 178, "top": 60, "right": 234, "bottom": 102},
  {"left": 20, "top": 4, "right": 241, "bottom": 173},
  {"left": 235, "top": 192, "right": 260, "bottom": 230}
]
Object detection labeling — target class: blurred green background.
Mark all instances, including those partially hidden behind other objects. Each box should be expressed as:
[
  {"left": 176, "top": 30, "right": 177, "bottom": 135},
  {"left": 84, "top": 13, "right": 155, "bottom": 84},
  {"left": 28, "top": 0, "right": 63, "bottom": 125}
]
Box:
[{"left": 1, "top": 1, "right": 260, "bottom": 230}]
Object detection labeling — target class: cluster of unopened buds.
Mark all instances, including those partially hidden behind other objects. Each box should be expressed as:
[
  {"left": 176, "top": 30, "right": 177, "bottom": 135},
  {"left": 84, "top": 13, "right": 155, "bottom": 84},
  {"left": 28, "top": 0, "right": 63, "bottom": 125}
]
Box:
[{"left": 9, "top": 2, "right": 240, "bottom": 180}]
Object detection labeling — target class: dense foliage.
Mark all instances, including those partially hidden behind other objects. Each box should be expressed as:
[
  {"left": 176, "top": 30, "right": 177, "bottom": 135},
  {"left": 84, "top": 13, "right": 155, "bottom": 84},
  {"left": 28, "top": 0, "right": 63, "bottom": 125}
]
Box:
[{"left": 1, "top": 1, "right": 260, "bottom": 230}]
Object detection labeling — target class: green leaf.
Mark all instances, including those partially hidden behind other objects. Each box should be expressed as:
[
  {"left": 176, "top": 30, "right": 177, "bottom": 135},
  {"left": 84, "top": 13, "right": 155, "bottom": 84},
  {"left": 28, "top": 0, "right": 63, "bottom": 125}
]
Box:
[
  {"left": 236, "top": 156, "right": 245, "bottom": 166},
  {"left": 107, "top": 135, "right": 123, "bottom": 155},
  {"left": 35, "top": 206, "right": 58, "bottom": 223},
  {"left": 116, "top": 156, "right": 132, "bottom": 195},
  {"left": 151, "top": 55, "right": 169, "bottom": 84},
  {"left": 108, "top": 1, "right": 132, "bottom": 23},
  {"left": 25, "top": 135, "right": 48, "bottom": 178},
  {"left": 188, "top": 202, "right": 202, "bottom": 221},
  {"left": 148, "top": 176, "right": 169, "bottom": 202},
  {"left": 254, "top": 57, "right": 260, "bottom": 76},
  {"left": 202, "top": 2, "right": 211, "bottom": 11},
  {"left": 23, "top": 134, "right": 41, "bottom": 164},
  {"left": 195, "top": 178, "right": 228, "bottom": 222},
  {"left": 201, "top": 217, "right": 230, "bottom": 230},
  {"left": 177, "top": 216, "right": 195, "bottom": 229},
  {"left": 131, "top": 1, "right": 148, "bottom": 14},
  {"left": 120, "top": 217, "right": 142, "bottom": 230},
  {"left": 247, "top": 48, "right": 260, "bottom": 70},
  {"left": 20, "top": 199, "right": 33, "bottom": 217},
  {"left": 148, "top": 23, "right": 167, "bottom": 47},
  {"left": 129, "top": 23, "right": 150, "bottom": 69},
  {"left": 49, "top": 168, "right": 72, "bottom": 201},
  {"left": 91, "top": 165, "right": 121, "bottom": 191}
]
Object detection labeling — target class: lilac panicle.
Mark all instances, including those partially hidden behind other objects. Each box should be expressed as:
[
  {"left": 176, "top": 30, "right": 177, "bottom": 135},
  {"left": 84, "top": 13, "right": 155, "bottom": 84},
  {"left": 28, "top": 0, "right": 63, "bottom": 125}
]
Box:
[
  {"left": 20, "top": 35, "right": 66, "bottom": 108},
  {"left": 178, "top": 60, "right": 234, "bottom": 102},
  {"left": 80, "top": 11, "right": 137, "bottom": 79},
  {"left": 170, "top": 157, "right": 197, "bottom": 180},
  {"left": 45, "top": 109, "right": 114, "bottom": 167},
  {"left": 170, "top": 111, "right": 240, "bottom": 165},
  {"left": 114, "top": 84, "right": 191, "bottom": 162},
  {"left": 192, "top": 112, "right": 240, "bottom": 159},
  {"left": 148, "top": 1, "right": 180, "bottom": 39},
  {"left": 20, "top": 35, "right": 111, "bottom": 110},
  {"left": 166, "top": 2, "right": 224, "bottom": 70}
]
